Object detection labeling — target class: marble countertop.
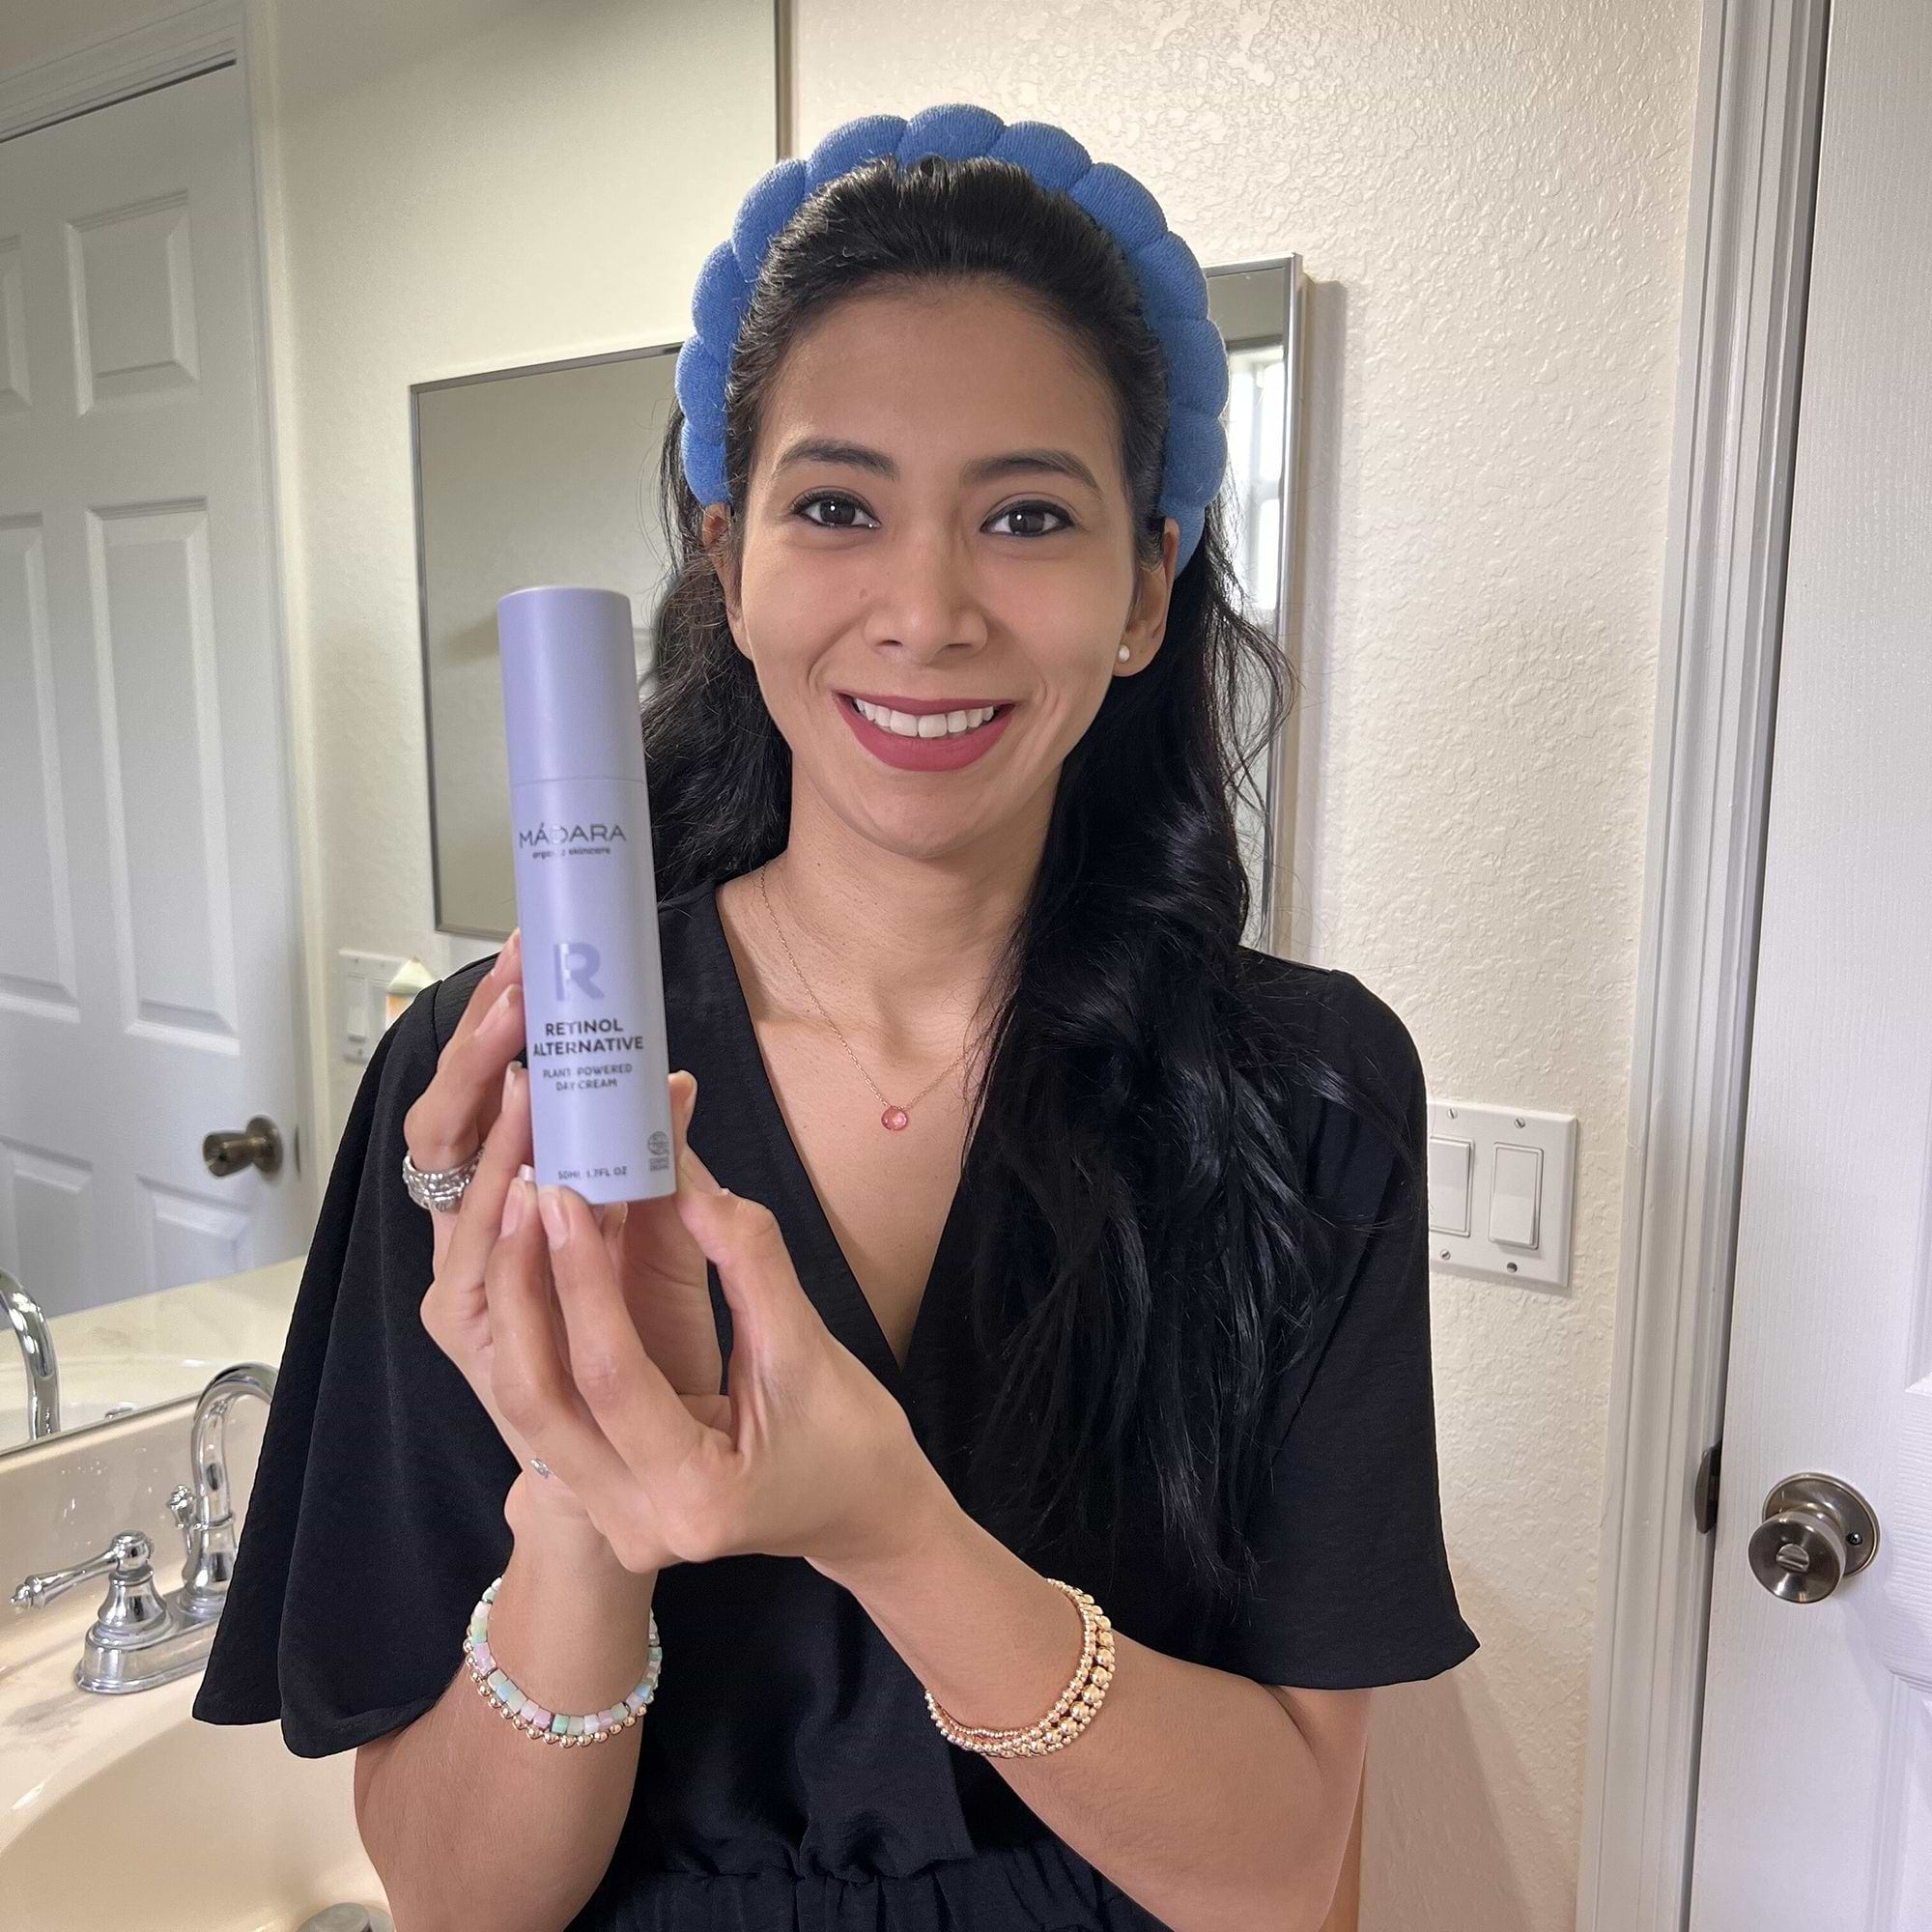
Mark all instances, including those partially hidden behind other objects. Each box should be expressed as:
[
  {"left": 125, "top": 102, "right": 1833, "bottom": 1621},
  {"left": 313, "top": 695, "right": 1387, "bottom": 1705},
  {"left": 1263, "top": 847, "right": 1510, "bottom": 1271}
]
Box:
[{"left": 0, "top": 1256, "right": 307, "bottom": 1459}]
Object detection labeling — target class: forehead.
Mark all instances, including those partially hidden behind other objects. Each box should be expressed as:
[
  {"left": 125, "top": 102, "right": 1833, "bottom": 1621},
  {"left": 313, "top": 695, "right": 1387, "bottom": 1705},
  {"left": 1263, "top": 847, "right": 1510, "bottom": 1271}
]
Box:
[{"left": 755, "top": 282, "right": 1121, "bottom": 485}]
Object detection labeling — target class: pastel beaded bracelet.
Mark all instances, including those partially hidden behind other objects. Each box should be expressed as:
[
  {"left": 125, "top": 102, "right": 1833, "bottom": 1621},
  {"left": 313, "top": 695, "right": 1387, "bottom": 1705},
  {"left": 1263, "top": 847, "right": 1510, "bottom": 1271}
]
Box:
[{"left": 463, "top": 1575, "right": 662, "bottom": 1746}]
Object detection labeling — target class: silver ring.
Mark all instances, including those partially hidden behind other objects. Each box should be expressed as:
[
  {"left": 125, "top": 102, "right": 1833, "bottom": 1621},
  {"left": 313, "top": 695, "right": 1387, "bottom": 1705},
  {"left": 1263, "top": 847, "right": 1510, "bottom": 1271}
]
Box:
[
  {"left": 528, "top": 1458, "right": 553, "bottom": 1479},
  {"left": 402, "top": 1147, "right": 481, "bottom": 1213}
]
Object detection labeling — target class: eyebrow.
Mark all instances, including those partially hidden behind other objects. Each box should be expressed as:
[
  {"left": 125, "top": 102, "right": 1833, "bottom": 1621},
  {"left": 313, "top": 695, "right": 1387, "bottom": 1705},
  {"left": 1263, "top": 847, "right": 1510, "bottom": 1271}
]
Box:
[{"left": 771, "top": 436, "right": 1103, "bottom": 496}]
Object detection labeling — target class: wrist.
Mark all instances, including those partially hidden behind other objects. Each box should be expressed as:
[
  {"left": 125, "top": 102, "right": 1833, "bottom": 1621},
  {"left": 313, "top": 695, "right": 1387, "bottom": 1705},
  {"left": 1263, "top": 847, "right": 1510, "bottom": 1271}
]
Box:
[
  {"left": 505, "top": 1470, "right": 629, "bottom": 1566},
  {"left": 810, "top": 1445, "right": 959, "bottom": 1592}
]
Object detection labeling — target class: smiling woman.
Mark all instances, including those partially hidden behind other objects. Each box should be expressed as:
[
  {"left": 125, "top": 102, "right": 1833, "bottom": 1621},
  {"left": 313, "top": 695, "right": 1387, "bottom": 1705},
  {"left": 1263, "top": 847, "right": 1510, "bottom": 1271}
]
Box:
[{"left": 191, "top": 102, "right": 1476, "bottom": 1932}]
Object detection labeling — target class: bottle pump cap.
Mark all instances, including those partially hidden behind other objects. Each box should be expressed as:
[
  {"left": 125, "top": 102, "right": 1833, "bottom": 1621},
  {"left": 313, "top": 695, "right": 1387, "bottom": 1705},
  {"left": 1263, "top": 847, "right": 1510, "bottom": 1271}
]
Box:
[{"left": 497, "top": 585, "right": 648, "bottom": 788}]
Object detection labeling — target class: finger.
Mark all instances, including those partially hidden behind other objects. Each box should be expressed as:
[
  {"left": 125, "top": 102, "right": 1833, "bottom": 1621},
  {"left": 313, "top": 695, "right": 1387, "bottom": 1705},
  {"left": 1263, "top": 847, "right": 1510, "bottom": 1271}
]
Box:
[
  {"left": 597, "top": 1198, "right": 629, "bottom": 1260},
  {"left": 404, "top": 976, "right": 526, "bottom": 1172},
  {"left": 540, "top": 1182, "right": 710, "bottom": 1478},
  {"left": 671, "top": 1140, "right": 814, "bottom": 1358},
  {"left": 484, "top": 1174, "right": 636, "bottom": 1504},
  {"left": 671, "top": 1068, "right": 697, "bottom": 1153},
  {"left": 447, "top": 926, "right": 523, "bottom": 1052},
  {"left": 611, "top": 1070, "right": 705, "bottom": 1289},
  {"left": 436, "top": 1059, "right": 536, "bottom": 1286}
]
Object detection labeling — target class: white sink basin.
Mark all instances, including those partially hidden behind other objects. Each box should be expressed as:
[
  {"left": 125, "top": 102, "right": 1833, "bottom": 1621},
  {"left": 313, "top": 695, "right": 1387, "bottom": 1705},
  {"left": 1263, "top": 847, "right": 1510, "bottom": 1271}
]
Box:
[
  {"left": 0, "top": 1660, "right": 388, "bottom": 1932},
  {"left": 3, "top": 1381, "right": 388, "bottom": 1932}
]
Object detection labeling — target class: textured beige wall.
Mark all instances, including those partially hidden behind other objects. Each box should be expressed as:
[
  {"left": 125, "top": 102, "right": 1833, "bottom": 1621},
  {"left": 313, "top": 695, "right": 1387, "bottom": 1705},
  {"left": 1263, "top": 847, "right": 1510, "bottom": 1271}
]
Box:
[{"left": 789, "top": 7, "right": 1702, "bottom": 1925}]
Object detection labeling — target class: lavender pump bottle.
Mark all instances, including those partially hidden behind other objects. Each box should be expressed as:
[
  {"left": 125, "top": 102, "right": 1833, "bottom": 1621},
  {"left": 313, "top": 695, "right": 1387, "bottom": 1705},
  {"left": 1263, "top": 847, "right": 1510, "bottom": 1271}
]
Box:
[{"left": 497, "top": 585, "right": 674, "bottom": 1206}]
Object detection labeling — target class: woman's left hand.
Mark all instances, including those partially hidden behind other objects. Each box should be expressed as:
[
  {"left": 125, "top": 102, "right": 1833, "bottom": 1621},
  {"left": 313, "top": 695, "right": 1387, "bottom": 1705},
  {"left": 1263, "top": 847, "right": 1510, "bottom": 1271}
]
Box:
[{"left": 486, "top": 1111, "right": 938, "bottom": 1580}]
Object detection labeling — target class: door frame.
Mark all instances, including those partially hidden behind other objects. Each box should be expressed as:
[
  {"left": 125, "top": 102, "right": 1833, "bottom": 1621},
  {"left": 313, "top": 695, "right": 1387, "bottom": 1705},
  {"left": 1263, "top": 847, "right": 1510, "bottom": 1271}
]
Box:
[
  {"left": 1576, "top": 4, "right": 1829, "bottom": 1928},
  {"left": 0, "top": 0, "right": 321, "bottom": 1203}
]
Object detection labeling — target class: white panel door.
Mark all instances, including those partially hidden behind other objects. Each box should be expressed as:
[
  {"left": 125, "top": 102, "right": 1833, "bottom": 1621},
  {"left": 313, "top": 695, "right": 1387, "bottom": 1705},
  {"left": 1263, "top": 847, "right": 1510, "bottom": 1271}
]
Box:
[
  {"left": 0, "top": 62, "right": 309, "bottom": 1320},
  {"left": 1688, "top": 0, "right": 1932, "bottom": 1923}
]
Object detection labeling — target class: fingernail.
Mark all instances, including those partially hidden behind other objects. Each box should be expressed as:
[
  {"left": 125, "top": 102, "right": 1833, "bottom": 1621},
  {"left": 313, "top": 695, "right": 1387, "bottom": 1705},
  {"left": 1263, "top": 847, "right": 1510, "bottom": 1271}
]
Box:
[
  {"left": 502, "top": 1062, "right": 516, "bottom": 1104},
  {"left": 491, "top": 981, "right": 519, "bottom": 1020},
  {"left": 502, "top": 1177, "right": 527, "bottom": 1236},
  {"left": 507, "top": 926, "right": 522, "bottom": 964},
  {"left": 537, "top": 1184, "right": 568, "bottom": 1250},
  {"left": 518, "top": 1162, "right": 535, "bottom": 1183}
]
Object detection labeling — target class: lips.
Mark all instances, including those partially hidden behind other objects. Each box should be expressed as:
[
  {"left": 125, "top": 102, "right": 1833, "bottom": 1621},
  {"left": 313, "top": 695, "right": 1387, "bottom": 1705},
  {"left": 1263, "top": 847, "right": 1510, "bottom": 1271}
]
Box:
[{"left": 833, "top": 689, "right": 1017, "bottom": 771}]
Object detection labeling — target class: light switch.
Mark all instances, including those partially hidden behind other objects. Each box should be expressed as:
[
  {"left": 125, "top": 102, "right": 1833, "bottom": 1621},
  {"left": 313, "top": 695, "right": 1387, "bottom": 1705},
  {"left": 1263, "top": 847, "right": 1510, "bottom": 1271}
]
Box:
[
  {"left": 342, "top": 970, "right": 369, "bottom": 1048},
  {"left": 1427, "top": 1135, "right": 1473, "bottom": 1236},
  {"left": 340, "top": 949, "right": 408, "bottom": 1064},
  {"left": 1423, "top": 1098, "right": 1576, "bottom": 1287},
  {"left": 1489, "top": 1143, "right": 1543, "bottom": 1248}
]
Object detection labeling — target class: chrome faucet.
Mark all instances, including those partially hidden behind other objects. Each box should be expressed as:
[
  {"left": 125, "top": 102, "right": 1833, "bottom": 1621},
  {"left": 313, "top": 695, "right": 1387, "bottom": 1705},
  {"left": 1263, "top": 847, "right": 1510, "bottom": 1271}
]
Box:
[
  {"left": 8, "top": 1359, "right": 278, "bottom": 1693},
  {"left": 3, "top": 1269, "right": 59, "bottom": 1440},
  {"left": 178, "top": 1361, "right": 277, "bottom": 1620}
]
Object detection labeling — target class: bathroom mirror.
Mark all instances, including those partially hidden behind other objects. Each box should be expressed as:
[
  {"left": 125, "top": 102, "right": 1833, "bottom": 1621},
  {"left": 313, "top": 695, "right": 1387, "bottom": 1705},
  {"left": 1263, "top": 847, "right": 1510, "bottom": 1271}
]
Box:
[
  {"left": 415, "top": 257, "right": 1307, "bottom": 952},
  {"left": 0, "top": 4, "right": 781, "bottom": 1462}
]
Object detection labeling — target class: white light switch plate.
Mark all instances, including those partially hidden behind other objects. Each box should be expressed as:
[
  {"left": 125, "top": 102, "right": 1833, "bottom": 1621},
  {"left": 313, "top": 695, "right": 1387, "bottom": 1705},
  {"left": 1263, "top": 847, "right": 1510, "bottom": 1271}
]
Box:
[
  {"left": 1423, "top": 1098, "right": 1577, "bottom": 1288},
  {"left": 339, "top": 949, "right": 407, "bottom": 1064}
]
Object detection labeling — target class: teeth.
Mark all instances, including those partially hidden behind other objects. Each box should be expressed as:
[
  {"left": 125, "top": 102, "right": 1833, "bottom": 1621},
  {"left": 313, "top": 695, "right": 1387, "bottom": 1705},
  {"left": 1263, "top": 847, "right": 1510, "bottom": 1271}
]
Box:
[{"left": 851, "top": 697, "right": 1001, "bottom": 738}]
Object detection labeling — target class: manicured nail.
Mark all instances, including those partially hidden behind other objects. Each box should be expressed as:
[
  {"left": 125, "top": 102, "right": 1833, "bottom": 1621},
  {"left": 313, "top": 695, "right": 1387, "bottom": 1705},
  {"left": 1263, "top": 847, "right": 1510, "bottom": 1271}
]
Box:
[
  {"left": 502, "top": 1177, "right": 527, "bottom": 1236},
  {"left": 517, "top": 1162, "right": 535, "bottom": 1182},
  {"left": 491, "top": 981, "right": 519, "bottom": 1021},
  {"left": 502, "top": 1063, "right": 517, "bottom": 1105},
  {"left": 537, "top": 1184, "right": 569, "bottom": 1249},
  {"left": 506, "top": 926, "right": 522, "bottom": 965}
]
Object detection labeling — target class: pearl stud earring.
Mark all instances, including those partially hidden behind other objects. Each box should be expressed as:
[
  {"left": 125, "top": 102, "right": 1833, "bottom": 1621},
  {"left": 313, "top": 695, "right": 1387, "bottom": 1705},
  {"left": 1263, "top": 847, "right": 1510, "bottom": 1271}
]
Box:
[{"left": 1117, "top": 644, "right": 1130, "bottom": 662}]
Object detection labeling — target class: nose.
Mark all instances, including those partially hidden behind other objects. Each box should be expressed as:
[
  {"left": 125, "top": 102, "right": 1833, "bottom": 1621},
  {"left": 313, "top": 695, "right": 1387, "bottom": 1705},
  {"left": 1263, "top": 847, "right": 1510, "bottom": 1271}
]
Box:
[{"left": 861, "top": 522, "right": 989, "bottom": 660}]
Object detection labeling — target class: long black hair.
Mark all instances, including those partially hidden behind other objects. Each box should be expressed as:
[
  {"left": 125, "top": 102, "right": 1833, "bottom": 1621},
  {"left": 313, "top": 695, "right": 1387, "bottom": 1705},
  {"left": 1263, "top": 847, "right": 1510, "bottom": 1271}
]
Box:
[{"left": 641, "top": 151, "right": 1415, "bottom": 1613}]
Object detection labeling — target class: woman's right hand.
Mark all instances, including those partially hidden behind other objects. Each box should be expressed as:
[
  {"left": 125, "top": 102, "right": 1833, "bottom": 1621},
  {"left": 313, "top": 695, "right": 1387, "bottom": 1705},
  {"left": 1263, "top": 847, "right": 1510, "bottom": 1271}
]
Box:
[{"left": 404, "top": 930, "right": 710, "bottom": 1519}]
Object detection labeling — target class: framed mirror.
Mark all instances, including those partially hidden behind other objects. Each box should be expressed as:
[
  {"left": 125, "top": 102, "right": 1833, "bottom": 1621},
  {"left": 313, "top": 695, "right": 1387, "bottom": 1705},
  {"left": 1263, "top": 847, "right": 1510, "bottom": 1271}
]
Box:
[
  {"left": 414, "top": 256, "right": 1307, "bottom": 952},
  {"left": 0, "top": 11, "right": 783, "bottom": 1463}
]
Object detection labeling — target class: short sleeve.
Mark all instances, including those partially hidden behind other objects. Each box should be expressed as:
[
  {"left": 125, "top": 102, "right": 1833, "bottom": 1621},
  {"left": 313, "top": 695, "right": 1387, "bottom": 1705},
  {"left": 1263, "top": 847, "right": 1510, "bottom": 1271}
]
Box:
[
  {"left": 1209, "top": 972, "right": 1479, "bottom": 1690},
  {"left": 190, "top": 978, "right": 518, "bottom": 1758}
]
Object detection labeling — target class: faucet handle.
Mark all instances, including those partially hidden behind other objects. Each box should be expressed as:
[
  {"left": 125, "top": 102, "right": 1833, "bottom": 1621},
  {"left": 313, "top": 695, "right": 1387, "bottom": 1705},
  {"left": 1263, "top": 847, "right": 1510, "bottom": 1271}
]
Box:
[
  {"left": 11, "top": 1529, "right": 154, "bottom": 1610},
  {"left": 168, "top": 1484, "right": 201, "bottom": 1559}
]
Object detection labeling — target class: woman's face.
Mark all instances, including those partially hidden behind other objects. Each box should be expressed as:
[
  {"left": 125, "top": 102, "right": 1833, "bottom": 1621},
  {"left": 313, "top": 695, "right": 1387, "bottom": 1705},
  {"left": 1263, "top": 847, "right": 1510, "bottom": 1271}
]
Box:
[{"left": 703, "top": 282, "right": 1178, "bottom": 865}]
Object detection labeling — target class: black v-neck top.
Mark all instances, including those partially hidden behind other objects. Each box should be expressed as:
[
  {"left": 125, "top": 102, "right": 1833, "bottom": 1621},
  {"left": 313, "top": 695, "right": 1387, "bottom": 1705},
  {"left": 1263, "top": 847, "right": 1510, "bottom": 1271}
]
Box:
[{"left": 192, "top": 876, "right": 1477, "bottom": 1930}]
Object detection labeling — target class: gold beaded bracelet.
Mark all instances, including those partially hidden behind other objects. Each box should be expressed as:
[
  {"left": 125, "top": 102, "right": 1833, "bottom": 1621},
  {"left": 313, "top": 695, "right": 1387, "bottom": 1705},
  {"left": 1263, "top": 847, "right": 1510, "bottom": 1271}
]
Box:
[{"left": 925, "top": 1578, "right": 1114, "bottom": 1757}]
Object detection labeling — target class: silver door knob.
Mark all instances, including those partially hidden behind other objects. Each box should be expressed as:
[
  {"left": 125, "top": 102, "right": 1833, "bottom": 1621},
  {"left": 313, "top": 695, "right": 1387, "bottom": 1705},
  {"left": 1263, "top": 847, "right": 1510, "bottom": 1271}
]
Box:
[
  {"left": 1747, "top": 1472, "right": 1878, "bottom": 1603},
  {"left": 203, "top": 1115, "right": 283, "bottom": 1179}
]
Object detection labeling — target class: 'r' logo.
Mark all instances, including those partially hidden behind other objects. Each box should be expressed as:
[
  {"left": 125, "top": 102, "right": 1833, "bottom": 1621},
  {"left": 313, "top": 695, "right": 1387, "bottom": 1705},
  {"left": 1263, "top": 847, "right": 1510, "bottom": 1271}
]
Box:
[{"left": 553, "top": 941, "right": 603, "bottom": 1000}]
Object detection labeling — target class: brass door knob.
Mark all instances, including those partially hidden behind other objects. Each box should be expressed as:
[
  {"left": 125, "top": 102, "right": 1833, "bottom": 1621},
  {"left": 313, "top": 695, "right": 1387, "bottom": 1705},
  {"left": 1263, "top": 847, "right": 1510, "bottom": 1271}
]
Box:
[
  {"left": 1747, "top": 1472, "right": 1878, "bottom": 1604},
  {"left": 203, "top": 1115, "right": 283, "bottom": 1179}
]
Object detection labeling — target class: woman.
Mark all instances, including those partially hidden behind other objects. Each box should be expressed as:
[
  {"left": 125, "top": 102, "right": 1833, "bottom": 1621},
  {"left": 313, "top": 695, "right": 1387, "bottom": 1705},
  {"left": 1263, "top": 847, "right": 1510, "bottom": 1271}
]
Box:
[{"left": 194, "top": 106, "right": 1477, "bottom": 1932}]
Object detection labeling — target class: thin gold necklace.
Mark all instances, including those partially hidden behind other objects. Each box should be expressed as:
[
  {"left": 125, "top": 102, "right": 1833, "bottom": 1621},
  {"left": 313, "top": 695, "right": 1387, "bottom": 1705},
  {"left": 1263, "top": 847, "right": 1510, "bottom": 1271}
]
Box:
[{"left": 755, "top": 865, "right": 965, "bottom": 1133}]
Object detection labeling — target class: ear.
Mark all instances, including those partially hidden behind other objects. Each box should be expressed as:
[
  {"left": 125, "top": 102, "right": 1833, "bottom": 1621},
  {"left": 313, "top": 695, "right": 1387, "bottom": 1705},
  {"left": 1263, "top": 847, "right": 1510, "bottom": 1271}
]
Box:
[
  {"left": 700, "top": 502, "right": 749, "bottom": 655},
  {"left": 1120, "top": 515, "right": 1179, "bottom": 669}
]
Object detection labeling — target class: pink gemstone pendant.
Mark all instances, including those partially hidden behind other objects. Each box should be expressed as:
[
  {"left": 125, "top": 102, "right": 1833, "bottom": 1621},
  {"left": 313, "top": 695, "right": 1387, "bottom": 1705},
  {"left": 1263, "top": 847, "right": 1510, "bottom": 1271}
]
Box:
[{"left": 881, "top": 1105, "right": 910, "bottom": 1131}]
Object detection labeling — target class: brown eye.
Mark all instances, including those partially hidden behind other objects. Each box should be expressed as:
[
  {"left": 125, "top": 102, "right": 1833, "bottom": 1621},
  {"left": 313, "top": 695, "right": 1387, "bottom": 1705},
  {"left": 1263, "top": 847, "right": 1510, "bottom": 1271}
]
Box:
[
  {"left": 990, "top": 501, "right": 1074, "bottom": 538},
  {"left": 795, "top": 494, "right": 877, "bottom": 530}
]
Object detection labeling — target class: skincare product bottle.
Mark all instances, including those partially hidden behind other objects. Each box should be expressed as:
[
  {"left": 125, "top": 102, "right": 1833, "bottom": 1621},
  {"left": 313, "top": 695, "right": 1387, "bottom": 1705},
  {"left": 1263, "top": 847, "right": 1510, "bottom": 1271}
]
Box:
[{"left": 497, "top": 584, "right": 673, "bottom": 1205}]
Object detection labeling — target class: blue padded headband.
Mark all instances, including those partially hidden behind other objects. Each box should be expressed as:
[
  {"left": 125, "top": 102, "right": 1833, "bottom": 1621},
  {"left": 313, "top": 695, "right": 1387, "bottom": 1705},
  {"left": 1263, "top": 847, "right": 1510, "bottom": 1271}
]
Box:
[{"left": 674, "top": 101, "right": 1230, "bottom": 575}]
